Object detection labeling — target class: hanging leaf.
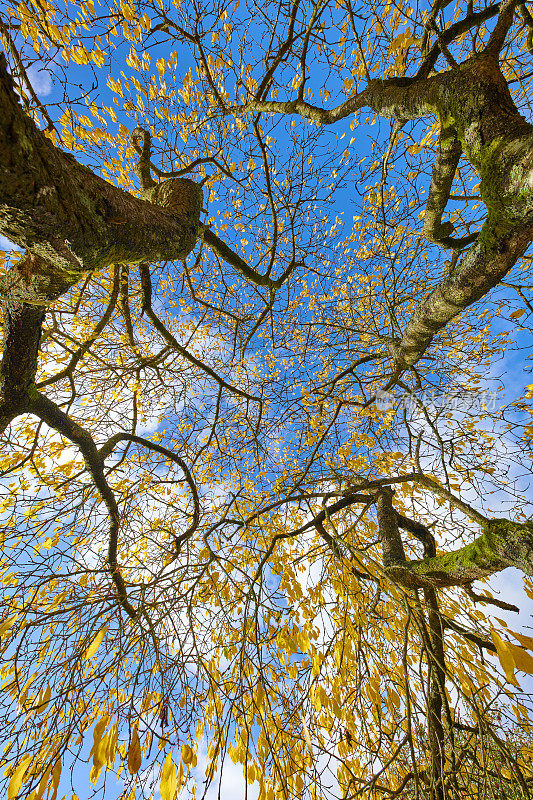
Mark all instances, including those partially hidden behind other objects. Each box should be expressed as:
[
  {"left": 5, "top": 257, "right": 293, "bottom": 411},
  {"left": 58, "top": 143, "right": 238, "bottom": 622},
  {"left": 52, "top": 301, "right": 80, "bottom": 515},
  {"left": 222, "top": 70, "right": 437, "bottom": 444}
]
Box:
[
  {"left": 83, "top": 627, "right": 108, "bottom": 660},
  {"left": 160, "top": 751, "right": 177, "bottom": 800},
  {"left": 181, "top": 743, "right": 194, "bottom": 765},
  {"left": 300, "top": 713, "right": 314, "bottom": 758},
  {"left": 491, "top": 629, "right": 520, "bottom": 687},
  {"left": 511, "top": 630, "right": 533, "bottom": 651},
  {"left": 509, "top": 643, "right": 533, "bottom": 674},
  {"left": 50, "top": 759, "right": 61, "bottom": 800},
  {"left": 36, "top": 684, "right": 52, "bottom": 712},
  {"left": 127, "top": 727, "right": 142, "bottom": 775},
  {"left": 8, "top": 755, "right": 32, "bottom": 800}
]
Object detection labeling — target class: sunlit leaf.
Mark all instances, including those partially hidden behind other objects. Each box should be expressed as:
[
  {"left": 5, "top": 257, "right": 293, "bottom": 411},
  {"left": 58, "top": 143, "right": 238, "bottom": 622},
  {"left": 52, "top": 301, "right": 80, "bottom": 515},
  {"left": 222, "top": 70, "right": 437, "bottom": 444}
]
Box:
[
  {"left": 127, "top": 727, "right": 142, "bottom": 775},
  {"left": 160, "top": 751, "right": 177, "bottom": 800}
]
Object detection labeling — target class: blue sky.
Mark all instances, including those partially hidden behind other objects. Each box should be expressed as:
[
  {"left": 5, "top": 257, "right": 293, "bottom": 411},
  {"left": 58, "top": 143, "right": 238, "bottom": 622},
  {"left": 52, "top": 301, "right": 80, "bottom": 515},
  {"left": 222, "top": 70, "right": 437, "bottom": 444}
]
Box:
[{"left": 2, "top": 2, "right": 533, "bottom": 798}]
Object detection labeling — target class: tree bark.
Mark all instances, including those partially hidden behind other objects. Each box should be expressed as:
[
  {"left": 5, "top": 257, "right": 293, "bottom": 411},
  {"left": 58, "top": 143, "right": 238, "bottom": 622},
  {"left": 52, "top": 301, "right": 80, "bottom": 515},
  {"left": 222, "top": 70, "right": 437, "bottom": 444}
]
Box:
[
  {"left": 0, "top": 53, "right": 201, "bottom": 306},
  {"left": 383, "top": 517, "right": 533, "bottom": 589}
]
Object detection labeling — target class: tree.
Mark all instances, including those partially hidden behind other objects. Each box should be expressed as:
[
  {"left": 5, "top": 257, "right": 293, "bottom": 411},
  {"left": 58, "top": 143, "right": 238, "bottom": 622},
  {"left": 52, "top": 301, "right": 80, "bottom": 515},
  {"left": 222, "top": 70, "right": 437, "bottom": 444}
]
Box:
[
  {"left": 393, "top": 712, "right": 533, "bottom": 799},
  {"left": 1, "top": 0, "right": 533, "bottom": 797}
]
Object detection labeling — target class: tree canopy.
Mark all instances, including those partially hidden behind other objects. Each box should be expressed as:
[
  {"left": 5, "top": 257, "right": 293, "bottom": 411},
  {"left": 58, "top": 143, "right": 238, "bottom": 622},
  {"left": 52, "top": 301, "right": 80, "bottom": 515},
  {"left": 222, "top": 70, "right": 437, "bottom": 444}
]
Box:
[{"left": 1, "top": 0, "right": 533, "bottom": 798}]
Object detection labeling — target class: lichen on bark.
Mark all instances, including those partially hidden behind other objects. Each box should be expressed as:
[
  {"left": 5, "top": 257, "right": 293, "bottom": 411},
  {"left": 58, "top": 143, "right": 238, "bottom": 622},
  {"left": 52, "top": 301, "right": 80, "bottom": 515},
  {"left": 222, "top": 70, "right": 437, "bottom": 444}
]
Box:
[{"left": 386, "top": 518, "right": 533, "bottom": 589}]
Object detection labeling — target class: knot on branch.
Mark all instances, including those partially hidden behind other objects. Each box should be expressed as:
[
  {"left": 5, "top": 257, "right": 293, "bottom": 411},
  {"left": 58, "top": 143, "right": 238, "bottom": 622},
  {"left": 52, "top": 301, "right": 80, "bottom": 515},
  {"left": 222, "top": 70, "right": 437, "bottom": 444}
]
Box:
[
  {"left": 149, "top": 177, "right": 203, "bottom": 227},
  {"left": 131, "top": 126, "right": 203, "bottom": 230}
]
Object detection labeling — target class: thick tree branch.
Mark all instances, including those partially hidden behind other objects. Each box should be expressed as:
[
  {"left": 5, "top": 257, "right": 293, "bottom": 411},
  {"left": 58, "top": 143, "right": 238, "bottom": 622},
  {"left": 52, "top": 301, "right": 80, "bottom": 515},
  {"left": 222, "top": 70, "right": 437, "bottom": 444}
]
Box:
[
  {"left": 422, "top": 128, "right": 475, "bottom": 249},
  {"left": 377, "top": 488, "right": 407, "bottom": 567},
  {"left": 392, "top": 222, "right": 533, "bottom": 367},
  {"left": 386, "top": 518, "right": 533, "bottom": 589},
  {"left": 0, "top": 53, "right": 200, "bottom": 303}
]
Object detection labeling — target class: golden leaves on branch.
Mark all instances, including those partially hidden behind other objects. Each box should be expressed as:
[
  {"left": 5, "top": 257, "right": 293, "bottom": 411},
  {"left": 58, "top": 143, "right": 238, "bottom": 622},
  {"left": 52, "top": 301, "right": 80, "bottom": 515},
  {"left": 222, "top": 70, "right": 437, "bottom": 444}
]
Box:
[
  {"left": 160, "top": 751, "right": 178, "bottom": 800},
  {"left": 491, "top": 628, "right": 533, "bottom": 688},
  {"left": 82, "top": 627, "right": 107, "bottom": 661},
  {"left": 8, "top": 755, "right": 31, "bottom": 800}
]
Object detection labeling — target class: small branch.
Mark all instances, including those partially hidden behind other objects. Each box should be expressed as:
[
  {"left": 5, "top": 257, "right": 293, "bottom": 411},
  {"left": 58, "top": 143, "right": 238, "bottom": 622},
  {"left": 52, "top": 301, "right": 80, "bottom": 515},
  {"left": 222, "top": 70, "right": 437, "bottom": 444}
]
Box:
[
  {"left": 416, "top": 475, "right": 488, "bottom": 524},
  {"left": 99, "top": 432, "right": 200, "bottom": 555},
  {"left": 255, "top": 0, "right": 301, "bottom": 100},
  {"left": 464, "top": 583, "right": 519, "bottom": 612},
  {"left": 139, "top": 262, "right": 260, "bottom": 401},
  {"left": 430, "top": 20, "right": 459, "bottom": 68},
  {"left": 0, "top": 20, "right": 58, "bottom": 134},
  {"left": 28, "top": 391, "right": 137, "bottom": 620},
  {"left": 38, "top": 266, "right": 120, "bottom": 388},
  {"left": 202, "top": 227, "right": 297, "bottom": 289},
  {"left": 416, "top": 3, "right": 501, "bottom": 78}
]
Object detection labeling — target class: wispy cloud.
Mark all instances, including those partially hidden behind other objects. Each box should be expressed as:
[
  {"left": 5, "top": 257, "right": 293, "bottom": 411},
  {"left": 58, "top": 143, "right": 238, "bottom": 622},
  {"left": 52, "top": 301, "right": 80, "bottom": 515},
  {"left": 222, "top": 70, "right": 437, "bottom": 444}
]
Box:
[{"left": 26, "top": 63, "right": 53, "bottom": 97}]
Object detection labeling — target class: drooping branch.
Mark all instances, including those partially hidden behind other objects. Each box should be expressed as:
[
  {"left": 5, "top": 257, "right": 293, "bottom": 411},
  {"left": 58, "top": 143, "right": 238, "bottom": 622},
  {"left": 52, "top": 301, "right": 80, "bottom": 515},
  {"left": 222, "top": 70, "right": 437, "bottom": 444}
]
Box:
[
  {"left": 27, "top": 390, "right": 137, "bottom": 619},
  {"left": 463, "top": 583, "right": 519, "bottom": 613},
  {"left": 99, "top": 432, "right": 200, "bottom": 555},
  {"left": 419, "top": 585, "right": 447, "bottom": 800}
]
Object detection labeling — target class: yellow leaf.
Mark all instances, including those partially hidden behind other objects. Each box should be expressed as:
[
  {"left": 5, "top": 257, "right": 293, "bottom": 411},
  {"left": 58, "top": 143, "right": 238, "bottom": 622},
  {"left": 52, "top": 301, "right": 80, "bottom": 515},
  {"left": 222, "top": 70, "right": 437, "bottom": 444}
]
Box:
[
  {"left": 92, "top": 716, "right": 108, "bottom": 756},
  {"left": 83, "top": 627, "right": 107, "bottom": 660},
  {"left": 510, "top": 643, "right": 533, "bottom": 674},
  {"left": 8, "top": 755, "right": 32, "bottom": 799},
  {"left": 510, "top": 308, "right": 527, "bottom": 319},
  {"left": 181, "top": 743, "right": 194, "bottom": 765},
  {"left": 36, "top": 684, "right": 51, "bottom": 712},
  {"left": 161, "top": 751, "right": 177, "bottom": 800},
  {"left": 491, "top": 629, "right": 520, "bottom": 687},
  {"left": 300, "top": 713, "right": 314, "bottom": 758},
  {"left": 0, "top": 616, "right": 16, "bottom": 637},
  {"left": 33, "top": 767, "right": 50, "bottom": 800},
  {"left": 511, "top": 631, "right": 533, "bottom": 650},
  {"left": 298, "top": 628, "right": 311, "bottom": 653},
  {"left": 105, "top": 723, "right": 119, "bottom": 765},
  {"left": 128, "top": 728, "right": 142, "bottom": 774},
  {"left": 50, "top": 759, "right": 61, "bottom": 800}
]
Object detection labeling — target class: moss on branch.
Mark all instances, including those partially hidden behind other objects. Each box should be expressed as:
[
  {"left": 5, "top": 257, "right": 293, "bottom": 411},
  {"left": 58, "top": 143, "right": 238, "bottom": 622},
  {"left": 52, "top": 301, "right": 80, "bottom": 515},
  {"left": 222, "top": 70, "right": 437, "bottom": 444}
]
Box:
[{"left": 387, "top": 518, "right": 533, "bottom": 589}]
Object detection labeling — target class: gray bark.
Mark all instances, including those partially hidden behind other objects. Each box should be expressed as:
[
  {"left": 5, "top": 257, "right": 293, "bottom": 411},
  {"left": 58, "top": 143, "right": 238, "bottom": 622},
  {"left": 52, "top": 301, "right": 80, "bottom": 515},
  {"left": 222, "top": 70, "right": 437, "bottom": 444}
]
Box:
[{"left": 237, "top": 44, "right": 533, "bottom": 369}]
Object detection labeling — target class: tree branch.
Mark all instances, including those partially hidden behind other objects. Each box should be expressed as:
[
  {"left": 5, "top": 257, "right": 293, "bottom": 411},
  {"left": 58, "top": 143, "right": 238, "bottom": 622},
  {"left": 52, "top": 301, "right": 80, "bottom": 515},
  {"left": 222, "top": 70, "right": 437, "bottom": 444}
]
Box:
[
  {"left": 139, "top": 262, "right": 260, "bottom": 401},
  {"left": 27, "top": 390, "right": 137, "bottom": 619},
  {"left": 387, "top": 518, "right": 533, "bottom": 589},
  {"left": 99, "top": 432, "right": 200, "bottom": 555}
]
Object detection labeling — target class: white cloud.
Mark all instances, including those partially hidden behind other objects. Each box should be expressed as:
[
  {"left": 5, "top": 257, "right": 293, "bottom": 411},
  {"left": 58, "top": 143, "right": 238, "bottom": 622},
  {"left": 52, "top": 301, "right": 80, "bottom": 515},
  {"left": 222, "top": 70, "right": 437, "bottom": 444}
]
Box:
[
  {"left": 26, "top": 64, "right": 53, "bottom": 97},
  {"left": 192, "top": 740, "right": 260, "bottom": 800}
]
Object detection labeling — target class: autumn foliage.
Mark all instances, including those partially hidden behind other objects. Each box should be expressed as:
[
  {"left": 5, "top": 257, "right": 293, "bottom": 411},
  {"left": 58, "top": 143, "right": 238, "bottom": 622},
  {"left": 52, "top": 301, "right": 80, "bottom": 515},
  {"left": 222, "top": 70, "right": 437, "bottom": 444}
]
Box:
[{"left": 1, "top": 0, "right": 533, "bottom": 799}]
